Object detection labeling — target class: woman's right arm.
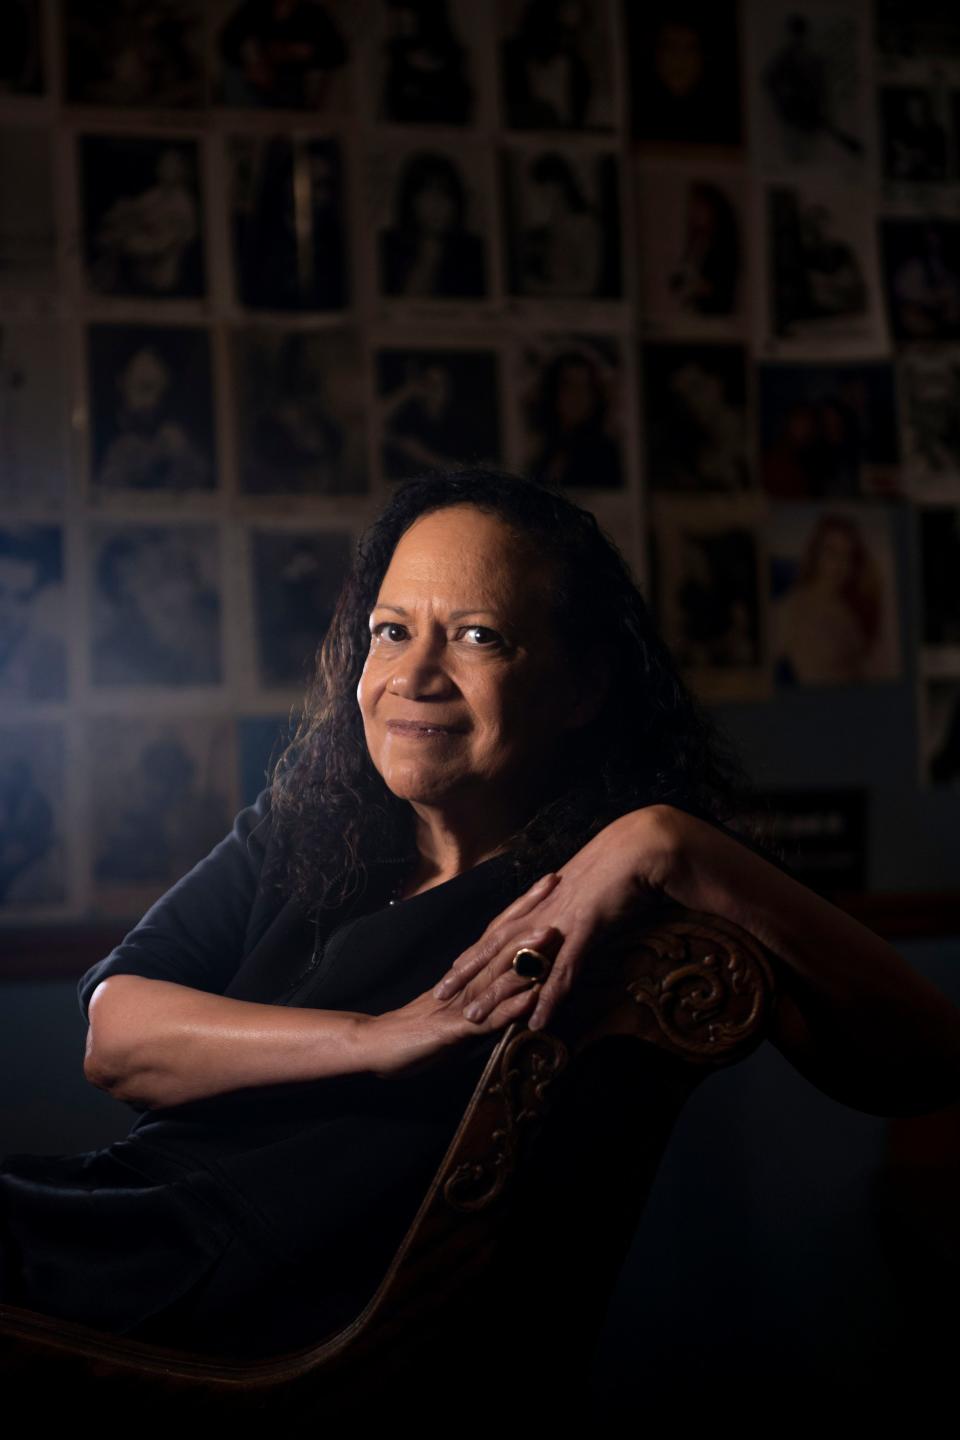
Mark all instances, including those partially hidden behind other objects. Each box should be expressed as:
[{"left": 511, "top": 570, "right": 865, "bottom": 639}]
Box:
[
  {"left": 85, "top": 878, "right": 564, "bottom": 1108},
  {"left": 85, "top": 966, "right": 546, "bottom": 1108},
  {"left": 83, "top": 975, "right": 373, "bottom": 1109}
]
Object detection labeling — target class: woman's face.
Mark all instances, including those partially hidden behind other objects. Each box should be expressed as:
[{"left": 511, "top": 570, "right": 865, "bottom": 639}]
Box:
[{"left": 357, "top": 505, "right": 593, "bottom": 818}]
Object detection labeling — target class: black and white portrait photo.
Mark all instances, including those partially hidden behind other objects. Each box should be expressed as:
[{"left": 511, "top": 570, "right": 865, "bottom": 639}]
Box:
[
  {"left": 89, "top": 717, "right": 234, "bottom": 907},
  {"left": 89, "top": 522, "right": 222, "bottom": 687},
  {"left": 87, "top": 324, "right": 216, "bottom": 494},
  {"left": 499, "top": 0, "right": 617, "bottom": 132},
  {"left": 766, "top": 183, "right": 885, "bottom": 351},
  {"left": 81, "top": 135, "right": 205, "bottom": 299},
  {"left": 759, "top": 362, "right": 900, "bottom": 499},
  {"left": 251, "top": 528, "right": 353, "bottom": 690},
  {"left": 232, "top": 327, "right": 367, "bottom": 495},
  {"left": 231, "top": 135, "right": 347, "bottom": 311},
  {"left": 643, "top": 343, "right": 750, "bottom": 492},
  {"left": 637, "top": 163, "right": 746, "bottom": 337},
  {"left": 0, "top": 325, "right": 67, "bottom": 504},
  {"left": 377, "top": 348, "right": 501, "bottom": 481},
  {"left": 880, "top": 85, "right": 950, "bottom": 186},
  {"left": 899, "top": 349, "right": 960, "bottom": 494},
  {"left": 747, "top": 0, "right": 869, "bottom": 182},
  {"left": 881, "top": 220, "right": 960, "bottom": 343},
  {"left": 653, "top": 499, "right": 765, "bottom": 700},
  {"left": 503, "top": 148, "right": 620, "bottom": 300},
  {"left": 63, "top": 0, "right": 205, "bottom": 108},
  {"left": 214, "top": 0, "right": 352, "bottom": 111},
  {"left": 0, "top": 129, "right": 55, "bottom": 292},
  {"left": 375, "top": 0, "right": 478, "bottom": 126},
  {"left": 375, "top": 147, "right": 488, "bottom": 300},
  {"left": 0, "top": 526, "right": 66, "bottom": 702},
  {"left": 0, "top": 726, "right": 66, "bottom": 909},
  {"left": 0, "top": 0, "right": 44, "bottom": 96},
  {"left": 518, "top": 336, "right": 624, "bottom": 490},
  {"left": 626, "top": 2, "right": 742, "bottom": 147}
]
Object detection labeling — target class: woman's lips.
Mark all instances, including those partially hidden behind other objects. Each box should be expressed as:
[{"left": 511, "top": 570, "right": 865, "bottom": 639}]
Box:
[{"left": 386, "top": 719, "right": 465, "bottom": 738}]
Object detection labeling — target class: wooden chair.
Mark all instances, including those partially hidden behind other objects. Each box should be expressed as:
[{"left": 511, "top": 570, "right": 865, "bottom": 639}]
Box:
[{"left": 0, "top": 906, "right": 776, "bottom": 1427}]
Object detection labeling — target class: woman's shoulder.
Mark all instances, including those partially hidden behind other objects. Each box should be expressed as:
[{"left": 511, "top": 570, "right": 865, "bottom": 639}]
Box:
[{"left": 77, "top": 784, "right": 284, "bottom": 1021}]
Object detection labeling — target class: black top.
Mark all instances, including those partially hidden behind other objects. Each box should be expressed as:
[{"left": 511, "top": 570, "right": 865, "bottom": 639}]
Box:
[{"left": 1, "top": 788, "right": 525, "bottom": 1358}]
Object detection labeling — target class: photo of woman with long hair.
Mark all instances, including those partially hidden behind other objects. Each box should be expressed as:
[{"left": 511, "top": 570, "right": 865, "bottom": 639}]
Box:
[
  {"left": 772, "top": 508, "right": 899, "bottom": 686},
  {"left": 379, "top": 150, "right": 486, "bottom": 298}
]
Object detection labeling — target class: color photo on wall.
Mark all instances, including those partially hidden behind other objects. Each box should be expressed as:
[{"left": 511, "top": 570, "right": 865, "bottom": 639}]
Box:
[{"left": 769, "top": 502, "right": 902, "bottom": 688}]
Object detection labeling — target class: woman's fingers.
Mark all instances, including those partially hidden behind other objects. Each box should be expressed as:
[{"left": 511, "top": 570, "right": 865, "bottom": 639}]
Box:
[
  {"left": 460, "top": 925, "right": 564, "bottom": 1021},
  {"left": 432, "top": 873, "right": 559, "bottom": 999},
  {"left": 527, "top": 953, "right": 579, "bottom": 1031},
  {"left": 465, "top": 930, "right": 586, "bottom": 1031},
  {"left": 495, "top": 870, "right": 561, "bottom": 924},
  {"left": 485, "top": 984, "right": 540, "bottom": 1029}
]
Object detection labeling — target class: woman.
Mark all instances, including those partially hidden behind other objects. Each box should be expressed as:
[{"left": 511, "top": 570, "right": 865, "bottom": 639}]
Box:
[
  {"left": 773, "top": 513, "right": 887, "bottom": 686},
  {"left": 525, "top": 348, "right": 622, "bottom": 489},
  {"left": 668, "top": 180, "right": 740, "bottom": 317},
  {"left": 2, "top": 470, "right": 958, "bottom": 1362},
  {"left": 518, "top": 152, "right": 602, "bottom": 297}
]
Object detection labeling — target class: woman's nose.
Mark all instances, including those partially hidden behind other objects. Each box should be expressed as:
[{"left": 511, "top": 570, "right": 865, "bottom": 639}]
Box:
[
  {"left": 386, "top": 634, "right": 454, "bottom": 698},
  {"left": 385, "top": 633, "right": 457, "bottom": 699}
]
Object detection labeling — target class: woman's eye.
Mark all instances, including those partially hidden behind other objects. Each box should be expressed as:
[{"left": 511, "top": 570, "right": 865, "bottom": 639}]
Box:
[
  {"left": 372, "top": 621, "right": 407, "bottom": 642},
  {"left": 460, "top": 625, "right": 502, "bottom": 646}
]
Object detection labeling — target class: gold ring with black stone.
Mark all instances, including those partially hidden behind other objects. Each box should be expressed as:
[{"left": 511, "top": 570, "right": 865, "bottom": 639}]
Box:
[{"left": 511, "top": 946, "right": 552, "bottom": 983}]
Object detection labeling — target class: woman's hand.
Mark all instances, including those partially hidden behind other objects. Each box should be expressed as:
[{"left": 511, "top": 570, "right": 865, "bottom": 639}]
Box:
[
  {"left": 358, "top": 938, "right": 562, "bottom": 1081},
  {"left": 359, "top": 871, "right": 568, "bottom": 1079},
  {"left": 432, "top": 807, "right": 679, "bottom": 1034}
]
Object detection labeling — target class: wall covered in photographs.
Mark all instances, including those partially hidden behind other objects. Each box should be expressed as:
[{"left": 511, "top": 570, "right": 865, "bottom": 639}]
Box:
[{"left": 0, "top": 0, "right": 958, "bottom": 926}]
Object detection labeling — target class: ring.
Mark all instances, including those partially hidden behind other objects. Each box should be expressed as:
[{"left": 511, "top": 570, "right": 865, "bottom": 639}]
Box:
[{"left": 511, "top": 946, "right": 552, "bottom": 983}]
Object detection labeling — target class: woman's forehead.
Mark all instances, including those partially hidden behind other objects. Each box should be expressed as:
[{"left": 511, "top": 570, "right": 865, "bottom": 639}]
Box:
[{"left": 378, "top": 507, "right": 548, "bottom": 606}]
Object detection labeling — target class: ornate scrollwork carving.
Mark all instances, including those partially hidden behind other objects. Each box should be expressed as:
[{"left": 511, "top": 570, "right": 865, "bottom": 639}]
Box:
[
  {"left": 625, "top": 923, "right": 771, "bottom": 1060},
  {"left": 442, "top": 1029, "right": 568, "bottom": 1213}
]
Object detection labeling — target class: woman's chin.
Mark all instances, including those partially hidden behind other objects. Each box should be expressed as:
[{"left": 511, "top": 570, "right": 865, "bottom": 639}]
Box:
[{"left": 380, "top": 763, "right": 459, "bottom": 806}]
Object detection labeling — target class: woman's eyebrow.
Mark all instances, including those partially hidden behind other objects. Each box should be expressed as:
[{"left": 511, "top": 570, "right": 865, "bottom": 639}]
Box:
[{"left": 371, "top": 603, "right": 499, "bottom": 620}]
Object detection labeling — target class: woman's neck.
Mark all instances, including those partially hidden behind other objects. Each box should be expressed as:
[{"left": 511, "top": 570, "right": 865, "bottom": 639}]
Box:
[{"left": 404, "top": 796, "right": 524, "bottom": 893}]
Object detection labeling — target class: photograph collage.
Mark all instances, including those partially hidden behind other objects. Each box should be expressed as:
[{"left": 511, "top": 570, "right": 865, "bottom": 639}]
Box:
[{"left": 1, "top": 0, "right": 959, "bottom": 923}]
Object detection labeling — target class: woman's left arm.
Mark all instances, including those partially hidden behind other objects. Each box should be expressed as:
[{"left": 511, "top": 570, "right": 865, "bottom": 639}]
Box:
[
  {"left": 438, "top": 805, "right": 960, "bottom": 1118},
  {"left": 653, "top": 807, "right": 960, "bottom": 1117}
]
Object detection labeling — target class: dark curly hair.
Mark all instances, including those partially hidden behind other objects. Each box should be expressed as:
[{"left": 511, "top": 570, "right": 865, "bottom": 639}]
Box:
[{"left": 265, "top": 467, "right": 753, "bottom": 915}]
